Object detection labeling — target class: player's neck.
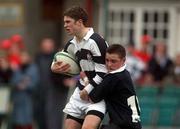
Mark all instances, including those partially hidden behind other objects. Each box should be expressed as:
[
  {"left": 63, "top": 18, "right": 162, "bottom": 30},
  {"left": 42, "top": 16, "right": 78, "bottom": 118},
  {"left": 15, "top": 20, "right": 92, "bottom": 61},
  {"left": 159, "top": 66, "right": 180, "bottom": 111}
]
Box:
[{"left": 76, "top": 27, "right": 89, "bottom": 43}]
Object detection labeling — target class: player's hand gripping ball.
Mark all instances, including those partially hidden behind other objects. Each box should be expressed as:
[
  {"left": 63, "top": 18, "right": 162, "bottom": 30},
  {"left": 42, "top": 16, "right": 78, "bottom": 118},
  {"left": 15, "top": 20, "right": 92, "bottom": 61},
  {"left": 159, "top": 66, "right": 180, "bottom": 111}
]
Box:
[{"left": 53, "top": 51, "right": 80, "bottom": 76}]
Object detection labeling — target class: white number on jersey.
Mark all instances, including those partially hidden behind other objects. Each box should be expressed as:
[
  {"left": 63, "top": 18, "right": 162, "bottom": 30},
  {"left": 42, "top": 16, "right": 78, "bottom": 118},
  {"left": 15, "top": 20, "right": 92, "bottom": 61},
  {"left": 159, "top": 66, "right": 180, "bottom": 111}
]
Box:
[{"left": 127, "top": 95, "right": 141, "bottom": 123}]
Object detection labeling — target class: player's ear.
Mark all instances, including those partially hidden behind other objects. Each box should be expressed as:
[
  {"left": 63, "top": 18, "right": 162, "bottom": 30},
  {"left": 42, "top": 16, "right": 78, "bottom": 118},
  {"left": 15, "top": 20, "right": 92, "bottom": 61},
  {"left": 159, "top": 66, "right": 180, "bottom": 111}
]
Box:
[
  {"left": 123, "top": 57, "right": 126, "bottom": 62},
  {"left": 76, "top": 19, "right": 83, "bottom": 25}
]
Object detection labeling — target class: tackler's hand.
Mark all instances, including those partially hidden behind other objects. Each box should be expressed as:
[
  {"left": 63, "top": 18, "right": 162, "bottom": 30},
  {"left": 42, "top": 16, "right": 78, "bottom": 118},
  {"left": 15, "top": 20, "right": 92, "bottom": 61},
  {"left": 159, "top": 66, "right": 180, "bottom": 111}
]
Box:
[
  {"left": 79, "top": 89, "right": 89, "bottom": 101},
  {"left": 80, "top": 71, "right": 89, "bottom": 86}
]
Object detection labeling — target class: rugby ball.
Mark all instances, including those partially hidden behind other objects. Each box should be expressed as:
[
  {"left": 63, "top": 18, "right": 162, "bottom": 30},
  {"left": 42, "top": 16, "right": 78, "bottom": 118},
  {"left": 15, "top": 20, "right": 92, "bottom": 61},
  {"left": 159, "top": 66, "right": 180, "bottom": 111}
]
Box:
[{"left": 53, "top": 51, "right": 80, "bottom": 76}]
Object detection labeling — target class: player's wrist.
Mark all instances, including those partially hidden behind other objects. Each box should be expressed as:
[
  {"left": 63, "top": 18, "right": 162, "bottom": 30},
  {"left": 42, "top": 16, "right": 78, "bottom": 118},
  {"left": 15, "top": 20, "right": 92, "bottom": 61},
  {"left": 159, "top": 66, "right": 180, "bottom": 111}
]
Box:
[{"left": 84, "top": 84, "right": 94, "bottom": 94}]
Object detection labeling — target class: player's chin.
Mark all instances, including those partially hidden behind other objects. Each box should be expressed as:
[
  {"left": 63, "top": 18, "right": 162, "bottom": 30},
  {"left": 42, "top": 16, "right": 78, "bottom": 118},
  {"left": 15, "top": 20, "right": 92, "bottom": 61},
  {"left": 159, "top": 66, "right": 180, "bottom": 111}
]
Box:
[
  {"left": 107, "top": 67, "right": 116, "bottom": 73},
  {"left": 66, "top": 30, "right": 73, "bottom": 35},
  {"left": 66, "top": 31, "right": 70, "bottom": 35},
  {"left": 107, "top": 69, "right": 112, "bottom": 73}
]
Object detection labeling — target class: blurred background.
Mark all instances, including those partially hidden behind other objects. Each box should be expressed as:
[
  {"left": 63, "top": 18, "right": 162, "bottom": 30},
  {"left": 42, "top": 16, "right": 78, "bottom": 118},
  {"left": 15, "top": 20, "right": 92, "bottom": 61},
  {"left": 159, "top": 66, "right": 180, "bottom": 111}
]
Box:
[{"left": 0, "top": 0, "right": 180, "bottom": 129}]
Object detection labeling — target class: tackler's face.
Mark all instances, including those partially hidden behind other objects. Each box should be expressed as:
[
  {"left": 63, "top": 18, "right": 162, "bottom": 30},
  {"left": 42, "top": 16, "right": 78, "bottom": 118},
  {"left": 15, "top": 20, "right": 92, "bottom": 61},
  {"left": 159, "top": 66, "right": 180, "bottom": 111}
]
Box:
[
  {"left": 105, "top": 53, "right": 125, "bottom": 73},
  {"left": 64, "top": 16, "right": 80, "bottom": 36}
]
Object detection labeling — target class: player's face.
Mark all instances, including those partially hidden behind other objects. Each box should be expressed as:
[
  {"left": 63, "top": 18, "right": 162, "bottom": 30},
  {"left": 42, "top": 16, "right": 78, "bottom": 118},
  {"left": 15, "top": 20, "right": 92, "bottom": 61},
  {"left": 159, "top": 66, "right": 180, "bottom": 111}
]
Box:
[
  {"left": 105, "top": 53, "right": 125, "bottom": 72},
  {"left": 64, "top": 16, "right": 80, "bottom": 36}
]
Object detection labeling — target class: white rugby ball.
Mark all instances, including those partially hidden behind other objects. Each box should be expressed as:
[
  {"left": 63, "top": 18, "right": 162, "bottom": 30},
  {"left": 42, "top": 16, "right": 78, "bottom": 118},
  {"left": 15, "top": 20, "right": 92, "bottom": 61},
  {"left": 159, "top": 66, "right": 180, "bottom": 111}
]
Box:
[{"left": 53, "top": 51, "right": 80, "bottom": 76}]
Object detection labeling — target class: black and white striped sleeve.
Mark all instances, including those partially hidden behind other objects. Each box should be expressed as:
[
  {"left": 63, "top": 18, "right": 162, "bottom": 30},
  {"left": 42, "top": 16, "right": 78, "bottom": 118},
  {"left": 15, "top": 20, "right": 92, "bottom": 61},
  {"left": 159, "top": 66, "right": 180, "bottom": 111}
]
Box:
[{"left": 84, "top": 33, "right": 108, "bottom": 93}]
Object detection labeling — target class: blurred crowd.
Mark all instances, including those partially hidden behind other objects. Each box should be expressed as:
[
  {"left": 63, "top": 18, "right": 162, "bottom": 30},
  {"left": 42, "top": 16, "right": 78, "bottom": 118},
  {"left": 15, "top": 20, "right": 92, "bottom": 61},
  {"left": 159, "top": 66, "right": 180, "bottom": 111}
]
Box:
[
  {"left": 126, "top": 34, "right": 180, "bottom": 88},
  {"left": 0, "top": 35, "right": 70, "bottom": 129},
  {"left": 0, "top": 34, "right": 180, "bottom": 129}
]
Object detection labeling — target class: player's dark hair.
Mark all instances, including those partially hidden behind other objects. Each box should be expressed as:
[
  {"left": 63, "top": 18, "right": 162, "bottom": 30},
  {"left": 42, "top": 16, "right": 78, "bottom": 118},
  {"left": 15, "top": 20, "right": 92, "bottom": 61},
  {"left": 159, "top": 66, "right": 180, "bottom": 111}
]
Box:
[
  {"left": 63, "top": 6, "right": 88, "bottom": 26},
  {"left": 106, "top": 44, "right": 126, "bottom": 59}
]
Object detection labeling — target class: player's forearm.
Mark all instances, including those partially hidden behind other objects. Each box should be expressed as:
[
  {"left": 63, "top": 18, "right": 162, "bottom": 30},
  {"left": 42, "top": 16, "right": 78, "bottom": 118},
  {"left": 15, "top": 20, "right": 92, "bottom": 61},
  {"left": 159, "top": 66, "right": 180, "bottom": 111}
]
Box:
[
  {"left": 83, "top": 73, "right": 104, "bottom": 93},
  {"left": 89, "top": 89, "right": 104, "bottom": 103}
]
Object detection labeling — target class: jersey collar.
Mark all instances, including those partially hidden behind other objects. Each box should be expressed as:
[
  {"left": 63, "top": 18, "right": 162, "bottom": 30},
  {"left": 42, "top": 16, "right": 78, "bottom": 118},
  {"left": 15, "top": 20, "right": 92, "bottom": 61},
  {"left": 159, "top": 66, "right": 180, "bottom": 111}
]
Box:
[
  {"left": 83, "top": 28, "right": 94, "bottom": 41},
  {"left": 71, "top": 28, "right": 94, "bottom": 44},
  {"left": 109, "top": 64, "right": 126, "bottom": 74}
]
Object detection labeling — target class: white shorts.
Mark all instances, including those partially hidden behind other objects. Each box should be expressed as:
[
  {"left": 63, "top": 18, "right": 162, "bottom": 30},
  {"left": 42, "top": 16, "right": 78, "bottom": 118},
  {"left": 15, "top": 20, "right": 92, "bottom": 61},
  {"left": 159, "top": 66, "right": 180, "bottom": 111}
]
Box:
[{"left": 63, "top": 87, "right": 106, "bottom": 119}]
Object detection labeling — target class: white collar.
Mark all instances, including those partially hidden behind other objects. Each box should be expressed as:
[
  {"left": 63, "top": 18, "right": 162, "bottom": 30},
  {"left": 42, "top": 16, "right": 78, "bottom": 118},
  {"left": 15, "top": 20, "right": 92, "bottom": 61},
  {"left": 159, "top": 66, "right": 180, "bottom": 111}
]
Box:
[
  {"left": 109, "top": 64, "right": 126, "bottom": 74},
  {"left": 71, "top": 28, "right": 94, "bottom": 43},
  {"left": 83, "top": 28, "right": 94, "bottom": 40}
]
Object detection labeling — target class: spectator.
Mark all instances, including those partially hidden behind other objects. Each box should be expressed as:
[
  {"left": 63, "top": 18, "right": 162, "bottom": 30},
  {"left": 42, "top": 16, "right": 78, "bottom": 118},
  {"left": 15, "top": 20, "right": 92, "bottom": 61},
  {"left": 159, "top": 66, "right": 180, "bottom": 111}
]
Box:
[
  {"left": 147, "top": 42, "right": 173, "bottom": 86},
  {"left": 11, "top": 51, "right": 39, "bottom": 129},
  {"left": 34, "top": 38, "right": 69, "bottom": 129},
  {"left": 0, "top": 52, "right": 13, "bottom": 129},
  {"left": 126, "top": 43, "right": 146, "bottom": 85},
  {"left": 0, "top": 39, "right": 12, "bottom": 50},
  {"left": 0, "top": 55, "right": 13, "bottom": 84},
  {"left": 172, "top": 53, "right": 180, "bottom": 85},
  {"left": 10, "top": 34, "right": 25, "bottom": 50},
  {"left": 134, "top": 34, "right": 152, "bottom": 64},
  {"left": 7, "top": 34, "right": 25, "bottom": 71}
]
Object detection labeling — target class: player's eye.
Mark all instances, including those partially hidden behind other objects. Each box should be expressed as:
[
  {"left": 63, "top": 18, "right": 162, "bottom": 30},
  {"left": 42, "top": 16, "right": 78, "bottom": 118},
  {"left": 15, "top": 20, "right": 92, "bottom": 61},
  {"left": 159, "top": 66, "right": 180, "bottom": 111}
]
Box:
[
  {"left": 105, "top": 59, "right": 109, "bottom": 63},
  {"left": 111, "top": 59, "right": 119, "bottom": 63}
]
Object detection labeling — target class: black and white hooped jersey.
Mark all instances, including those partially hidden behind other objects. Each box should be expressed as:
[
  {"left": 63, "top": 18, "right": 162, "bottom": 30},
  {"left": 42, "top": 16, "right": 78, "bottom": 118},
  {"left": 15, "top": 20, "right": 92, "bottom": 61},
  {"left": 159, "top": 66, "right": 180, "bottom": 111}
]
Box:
[{"left": 63, "top": 28, "right": 108, "bottom": 90}]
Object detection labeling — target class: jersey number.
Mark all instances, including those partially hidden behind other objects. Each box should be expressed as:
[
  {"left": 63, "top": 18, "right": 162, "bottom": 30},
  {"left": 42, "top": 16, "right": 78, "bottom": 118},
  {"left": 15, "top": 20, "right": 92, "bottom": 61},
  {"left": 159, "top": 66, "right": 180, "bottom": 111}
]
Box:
[{"left": 127, "top": 95, "right": 141, "bottom": 123}]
